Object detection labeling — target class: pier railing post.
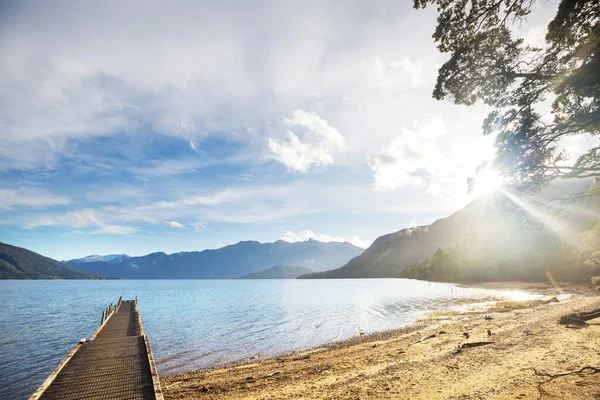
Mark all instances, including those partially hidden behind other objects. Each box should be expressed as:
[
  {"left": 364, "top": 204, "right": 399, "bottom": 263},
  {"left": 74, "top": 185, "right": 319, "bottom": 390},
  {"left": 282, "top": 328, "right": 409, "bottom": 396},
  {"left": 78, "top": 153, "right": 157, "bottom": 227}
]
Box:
[{"left": 97, "top": 297, "right": 127, "bottom": 327}]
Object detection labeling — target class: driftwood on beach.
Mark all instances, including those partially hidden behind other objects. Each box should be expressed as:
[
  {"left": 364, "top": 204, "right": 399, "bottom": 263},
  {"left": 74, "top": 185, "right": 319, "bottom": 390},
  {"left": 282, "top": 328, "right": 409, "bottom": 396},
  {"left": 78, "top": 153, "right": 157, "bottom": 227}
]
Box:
[
  {"left": 453, "top": 341, "right": 494, "bottom": 354},
  {"left": 559, "top": 308, "right": 600, "bottom": 326}
]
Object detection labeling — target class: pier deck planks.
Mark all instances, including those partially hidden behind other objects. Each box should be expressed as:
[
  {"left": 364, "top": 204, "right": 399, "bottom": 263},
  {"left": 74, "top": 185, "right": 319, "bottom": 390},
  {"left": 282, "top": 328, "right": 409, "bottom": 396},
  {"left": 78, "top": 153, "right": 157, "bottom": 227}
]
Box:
[{"left": 32, "top": 300, "right": 161, "bottom": 400}]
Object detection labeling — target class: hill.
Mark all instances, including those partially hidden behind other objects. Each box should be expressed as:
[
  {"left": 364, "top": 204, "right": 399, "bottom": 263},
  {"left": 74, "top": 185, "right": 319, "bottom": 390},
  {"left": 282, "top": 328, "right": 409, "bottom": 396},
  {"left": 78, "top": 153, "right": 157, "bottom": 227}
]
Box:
[
  {"left": 398, "top": 182, "right": 600, "bottom": 283},
  {"left": 238, "top": 265, "right": 313, "bottom": 279},
  {"left": 299, "top": 197, "right": 498, "bottom": 279},
  {"left": 72, "top": 239, "right": 362, "bottom": 279},
  {"left": 0, "top": 242, "right": 105, "bottom": 279}
]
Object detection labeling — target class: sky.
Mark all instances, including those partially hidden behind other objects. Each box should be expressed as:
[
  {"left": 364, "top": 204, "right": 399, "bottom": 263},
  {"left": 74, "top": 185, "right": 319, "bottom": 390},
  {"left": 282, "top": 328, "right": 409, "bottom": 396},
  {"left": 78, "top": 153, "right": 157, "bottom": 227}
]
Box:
[{"left": 0, "top": 0, "right": 562, "bottom": 260}]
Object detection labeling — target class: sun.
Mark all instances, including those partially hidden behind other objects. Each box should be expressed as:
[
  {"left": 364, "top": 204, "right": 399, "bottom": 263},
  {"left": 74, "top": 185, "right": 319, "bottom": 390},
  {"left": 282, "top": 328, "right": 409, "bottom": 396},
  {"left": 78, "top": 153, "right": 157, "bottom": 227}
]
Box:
[{"left": 473, "top": 168, "right": 504, "bottom": 195}]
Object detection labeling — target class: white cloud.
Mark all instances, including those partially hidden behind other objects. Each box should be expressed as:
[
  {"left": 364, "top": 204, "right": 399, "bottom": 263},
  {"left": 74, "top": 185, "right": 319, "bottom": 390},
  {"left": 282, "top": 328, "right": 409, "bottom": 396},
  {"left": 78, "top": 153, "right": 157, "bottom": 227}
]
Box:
[
  {"left": 408, "top": 216, "right": 418, "bottom": 228},
  {"left": 91, "top": 225, "right": 138, "bottom": 235},
  {"left": 191, "top": 222, "right": 206, "bottom": 230},
  {"left": 371, "top": 117, "right": 496, "bottom": 199},
  {"left": 0, "top": 0, "right": 441, "bottom": 173},
  {"left": 267, "top": 110, "right": 345, "bottom": 172},
  {"left": 128, "top": 158, "right": 220, "bottom": 177},
  {"left": 524, "top": 24, "right": 548, "bottom": 48},
  {"left": 78, "top": 182, "right": 461, "bottom": 228},
  {"left": 284, "top": 110, "right": 346, "bottom": 149},
  {"left": 0, "top": 138, "right": 71, "bottom": 170},
  {"left": 346, "top": 236, "right": 372, "bottom": 249},
  {"left": 189, "top": 139, "right": 204, "bottom": 153},
  {"left": 558, "top": 133, "right": 600, "bottom": 163},
  {"left": 166, "top": 220, "right": 185, "bottom": 228},
  {"left": 375, "top": 56, "right": 422, "bottom": 86},
  {"left": 140, "top": 190, "right": 240, "bottom": 211},
  {"left": 281, "top": 229, "right": 371, "bottom": 249},
  {"left": 126, "top": 153, "right": 254, "bottom": 177},
  {"left": 371, "top": 118, "right": 447, "bottom": 192},
  {"left": 0, "top": 0, "right": 558, "bottom": 179},
  {"left": 65, "top": 211, "right": 103, "bottom": 228},
  {"left": 22, "top": 210, "right": 137, "bottom": 235},
  {"left": 0, "top": 188, "right": 70, "bottom": 210}
]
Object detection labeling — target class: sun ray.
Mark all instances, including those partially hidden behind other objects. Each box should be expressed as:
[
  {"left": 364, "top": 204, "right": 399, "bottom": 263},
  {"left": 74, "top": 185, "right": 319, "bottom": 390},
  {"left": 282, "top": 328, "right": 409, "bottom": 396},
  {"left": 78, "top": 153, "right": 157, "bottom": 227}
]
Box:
[{"left": 498, "top": 188, "right": 581, "bottom": 247}]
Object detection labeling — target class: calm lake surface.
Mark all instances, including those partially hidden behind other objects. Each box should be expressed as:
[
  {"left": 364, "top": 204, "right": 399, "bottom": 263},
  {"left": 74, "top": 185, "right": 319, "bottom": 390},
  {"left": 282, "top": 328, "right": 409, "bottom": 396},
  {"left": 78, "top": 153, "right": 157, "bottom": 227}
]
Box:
[{"left": 0, "top": 279, "right": 537, "bottom": 399}]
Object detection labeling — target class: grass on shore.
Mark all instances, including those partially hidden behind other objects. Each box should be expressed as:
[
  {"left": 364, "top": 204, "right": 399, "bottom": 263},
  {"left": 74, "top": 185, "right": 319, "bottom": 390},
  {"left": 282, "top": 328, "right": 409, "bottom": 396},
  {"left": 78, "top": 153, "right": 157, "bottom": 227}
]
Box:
[{"left": 487, "top": 296, "right": 559, "bottom": 313}]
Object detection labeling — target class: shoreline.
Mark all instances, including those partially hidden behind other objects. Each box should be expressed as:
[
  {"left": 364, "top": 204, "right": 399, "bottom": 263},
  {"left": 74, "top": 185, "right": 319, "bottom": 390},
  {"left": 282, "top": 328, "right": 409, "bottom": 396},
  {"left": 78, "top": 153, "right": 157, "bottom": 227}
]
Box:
[
  {"left": 160, "top": 281, "right": 541, "bottom": 377},
  {"left": 162, "top": 282, "right": 600, "bottom": 399},
  {"left": 456, "top": 281, "right": 599, "bottom": 296}
]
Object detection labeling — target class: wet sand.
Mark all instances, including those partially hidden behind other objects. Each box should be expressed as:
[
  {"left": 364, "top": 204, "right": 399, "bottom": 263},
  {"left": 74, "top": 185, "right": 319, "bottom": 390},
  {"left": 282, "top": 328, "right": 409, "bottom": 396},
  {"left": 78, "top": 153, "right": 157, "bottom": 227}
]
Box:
[{"left": 162, "top": 283, "right": 600, "bottom": 399}]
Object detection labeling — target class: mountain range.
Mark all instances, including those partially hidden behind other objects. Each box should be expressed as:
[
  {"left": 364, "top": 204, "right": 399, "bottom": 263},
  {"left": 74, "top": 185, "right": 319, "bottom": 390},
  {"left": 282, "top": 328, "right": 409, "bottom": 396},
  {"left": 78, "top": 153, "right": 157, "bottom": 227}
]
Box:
[
  {"left": 63, "top": 254, "right": 130, "bottom": 265},
  {"left": 66, "top": 239, "right": 363, "bottom": 279},
  {"left": 238, "top": 265, "right": 313, "bottom": 279},
  {"left": 0, "top": 242, "right": 104, "bottom": 279}
]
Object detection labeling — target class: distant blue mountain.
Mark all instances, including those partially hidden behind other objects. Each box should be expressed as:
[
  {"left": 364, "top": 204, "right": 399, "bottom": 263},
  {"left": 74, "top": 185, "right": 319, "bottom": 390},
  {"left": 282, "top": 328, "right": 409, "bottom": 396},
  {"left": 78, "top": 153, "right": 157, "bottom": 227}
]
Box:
[
  {"left": 64, "top": 254, "right": 130, "bottom": 265},
  {"left": 69, "top": 239, "right": 363, "bottom": 279},
  {"left": 238, "top": 265, "right": 313, "bottom": 279}
]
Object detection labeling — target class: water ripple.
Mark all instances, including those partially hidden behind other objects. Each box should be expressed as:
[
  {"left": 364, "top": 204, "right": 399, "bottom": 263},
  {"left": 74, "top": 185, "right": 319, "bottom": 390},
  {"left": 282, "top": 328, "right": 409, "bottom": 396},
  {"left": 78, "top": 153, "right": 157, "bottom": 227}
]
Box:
[{"left": 0, "top": 279, "right": 535, "bottom": 399}]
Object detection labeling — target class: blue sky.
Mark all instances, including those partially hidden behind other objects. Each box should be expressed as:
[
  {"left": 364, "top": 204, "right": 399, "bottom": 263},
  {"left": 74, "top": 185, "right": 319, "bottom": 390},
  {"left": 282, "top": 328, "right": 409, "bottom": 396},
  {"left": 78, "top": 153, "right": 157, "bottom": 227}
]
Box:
[{"left": 0, "top": 0, "right": 562, "bottom": 260}]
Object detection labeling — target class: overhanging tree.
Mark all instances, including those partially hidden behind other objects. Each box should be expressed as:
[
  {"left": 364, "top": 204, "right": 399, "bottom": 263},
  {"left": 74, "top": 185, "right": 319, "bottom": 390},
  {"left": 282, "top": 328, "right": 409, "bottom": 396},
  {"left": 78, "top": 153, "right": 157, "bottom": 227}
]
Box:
[{"left": 415, "top": 0, "right": 600, "bottom": 191}]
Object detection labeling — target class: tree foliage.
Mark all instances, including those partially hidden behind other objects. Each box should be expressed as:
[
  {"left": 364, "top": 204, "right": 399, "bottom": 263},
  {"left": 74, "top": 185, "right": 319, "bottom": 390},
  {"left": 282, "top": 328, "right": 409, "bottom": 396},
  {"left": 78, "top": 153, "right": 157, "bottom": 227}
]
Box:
[
  {"left": 415, "top": 0, "right": 600, "bottom": 191},
  {"left": 399, "top": 233, "right": 589, "bottom": 283}
]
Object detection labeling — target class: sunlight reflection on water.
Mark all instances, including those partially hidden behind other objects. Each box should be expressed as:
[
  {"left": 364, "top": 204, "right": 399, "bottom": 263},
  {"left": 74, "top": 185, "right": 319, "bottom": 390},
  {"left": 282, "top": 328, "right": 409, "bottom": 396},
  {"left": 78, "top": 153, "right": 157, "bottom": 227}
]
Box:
[{"left": 0, "top": 279, "right": 545, "bottom": 399}]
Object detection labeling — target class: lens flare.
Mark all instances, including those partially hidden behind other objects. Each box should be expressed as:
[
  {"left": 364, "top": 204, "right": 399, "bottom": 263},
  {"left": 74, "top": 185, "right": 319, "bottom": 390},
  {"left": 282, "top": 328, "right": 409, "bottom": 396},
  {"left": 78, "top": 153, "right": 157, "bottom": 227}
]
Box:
[{"left": 473, "top": 169, "right": 504, "bottom": 195}]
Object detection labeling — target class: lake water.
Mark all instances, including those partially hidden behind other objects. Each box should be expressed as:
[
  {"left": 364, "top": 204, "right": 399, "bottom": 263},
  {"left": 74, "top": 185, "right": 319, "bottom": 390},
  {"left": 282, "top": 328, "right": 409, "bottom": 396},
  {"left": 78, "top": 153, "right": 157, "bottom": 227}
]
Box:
[{"left": 0, "top": 279, "right": 537, "bottom": 399}]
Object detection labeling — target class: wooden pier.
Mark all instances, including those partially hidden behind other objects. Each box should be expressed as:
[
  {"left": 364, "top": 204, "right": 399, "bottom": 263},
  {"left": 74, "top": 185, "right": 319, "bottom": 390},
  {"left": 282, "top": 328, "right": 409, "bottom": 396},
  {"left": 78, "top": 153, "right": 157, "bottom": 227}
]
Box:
[{"left": 30, "top": 298, "right": 163, "bottom": 400}]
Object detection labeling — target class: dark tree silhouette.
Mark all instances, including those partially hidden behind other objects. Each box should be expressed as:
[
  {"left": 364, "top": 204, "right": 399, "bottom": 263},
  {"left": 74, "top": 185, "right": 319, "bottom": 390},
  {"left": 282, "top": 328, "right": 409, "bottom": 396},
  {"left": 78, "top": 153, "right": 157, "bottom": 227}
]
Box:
[{"left": 415, "top": 0, "right": 600, "bottom": 191}]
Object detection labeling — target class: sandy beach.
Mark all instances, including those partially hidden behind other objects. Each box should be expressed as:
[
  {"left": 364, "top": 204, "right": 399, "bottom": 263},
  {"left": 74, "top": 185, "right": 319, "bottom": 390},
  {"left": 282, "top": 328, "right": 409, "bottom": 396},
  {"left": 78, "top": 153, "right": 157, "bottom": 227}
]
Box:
[{"left": 162, "top": 283, "right": 600, "bottom": 399}]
